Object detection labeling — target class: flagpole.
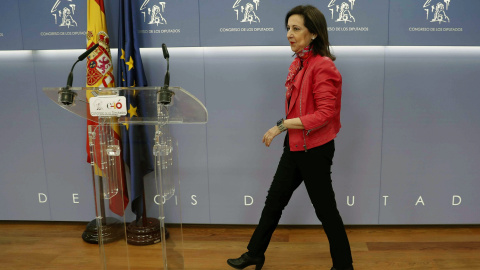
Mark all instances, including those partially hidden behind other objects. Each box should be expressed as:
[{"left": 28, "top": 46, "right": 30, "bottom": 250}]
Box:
[{"left": 142, "top": 181, "right": 148, "bottom": 227}]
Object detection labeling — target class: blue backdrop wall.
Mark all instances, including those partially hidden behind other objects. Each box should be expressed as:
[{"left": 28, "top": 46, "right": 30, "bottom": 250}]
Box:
[{"left": 0, "top": 0, "right": 479, "bottom": 225}]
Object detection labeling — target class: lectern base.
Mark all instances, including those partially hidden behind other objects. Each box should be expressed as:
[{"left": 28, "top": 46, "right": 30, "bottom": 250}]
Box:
[
  {"left": 127, "top": 217, "right": 170, "bottom": 245},
  {"left": 82, "top": 218, "right": 124, "bottom": 244}
]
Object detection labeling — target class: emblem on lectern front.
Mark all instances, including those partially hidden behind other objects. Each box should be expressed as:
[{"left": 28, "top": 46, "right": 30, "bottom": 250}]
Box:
[{"left": 51, "top": 0, "right": 78, "bottom": 28}]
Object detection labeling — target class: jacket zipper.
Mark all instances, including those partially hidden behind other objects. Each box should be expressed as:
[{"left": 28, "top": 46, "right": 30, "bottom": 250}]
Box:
[
  {"left": 306, "top": 121, "right": 329, "bottom": 136},
  {"left": 299, "top": 66, "right": 308, "bottom": 152}
]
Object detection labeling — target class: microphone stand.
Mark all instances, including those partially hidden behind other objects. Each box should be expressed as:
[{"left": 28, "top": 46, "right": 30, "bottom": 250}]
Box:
[
  {"left": 58, "top": 43, "right": 99, "bottom": 106},
  {"left": 126, "top": 43, "right": 172, "bottom": 245},
  {"left": 157, "top": 43, "right": 174, "bottom": 105}
]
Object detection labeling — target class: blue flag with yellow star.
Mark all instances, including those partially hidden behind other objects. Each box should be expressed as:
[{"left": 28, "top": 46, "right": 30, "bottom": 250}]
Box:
[{"left": 117, "top": 0, "right": 154, "bottom": 221}]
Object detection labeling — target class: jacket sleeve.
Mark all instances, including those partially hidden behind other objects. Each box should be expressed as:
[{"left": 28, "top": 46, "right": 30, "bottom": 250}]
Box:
[{"left": 299, "top": 59, "right": 341, "bottom": 131}]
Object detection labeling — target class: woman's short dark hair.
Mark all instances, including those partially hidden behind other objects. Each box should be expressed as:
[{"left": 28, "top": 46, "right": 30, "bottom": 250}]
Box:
[{"left": 285, "top": 5, "right": 336, "bottom": 61}]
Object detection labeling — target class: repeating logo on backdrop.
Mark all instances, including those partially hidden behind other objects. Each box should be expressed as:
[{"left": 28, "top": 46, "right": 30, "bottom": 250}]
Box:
[
  {"left": 423, "top": 0, "right": 451, "bottom": 24},
  {"left": 232, "top": 0, "right": 261, "bottom": 24},
  {"left": 328, "top": 0, "right": 356, "bottom": 23},
  {"left": 51, "top": 0, "right": 78, "bottom": 28},
  {"left": 140, "top": 0, "right": 167, "bottom": 25}
]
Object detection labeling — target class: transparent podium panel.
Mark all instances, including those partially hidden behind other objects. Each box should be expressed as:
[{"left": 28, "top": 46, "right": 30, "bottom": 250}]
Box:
[
  {"left": 43, "top": 87, "right": 207, "bottom": 270},
  {"left": 89, "top": 120, "right": 184, "bottom": 270},
  {"left": 88, "top": 120, "right": 130, "bottom": 269},
  {"left": 42, "top": 87, "right": 208, "bottom": 124},
  {"left": 153, "top": 126, "right": 184, "bottom": 270}
]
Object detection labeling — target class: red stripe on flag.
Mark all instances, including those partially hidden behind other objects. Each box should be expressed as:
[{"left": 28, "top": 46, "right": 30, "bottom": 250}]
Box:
[{"left": 94, "top": 0, "right": 105, "bottom": 13}]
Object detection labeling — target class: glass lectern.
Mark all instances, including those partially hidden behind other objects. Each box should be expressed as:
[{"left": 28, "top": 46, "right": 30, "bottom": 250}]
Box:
[{"left": 43, "top": 86, "right": 207, "bottom": 270}]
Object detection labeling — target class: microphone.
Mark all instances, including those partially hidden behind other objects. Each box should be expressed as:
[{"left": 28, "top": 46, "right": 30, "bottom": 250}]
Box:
[
  {"left": 158, "top": 43, "right": 173, "bottom": 105},
  {"left": 78, "top": 43, "right": 99, "bottom": 61},
  {"left": 162, "top": 43, "right": 170, "bottom": 87},
  {"left": 66, "top": 43, "right": 99, "bottom": 88},
  {"left": 59, "top": 43, "right": 99, "bottom": 105},
  {"left": 162, "top": 43, "right": 170, "bottom": 59}
]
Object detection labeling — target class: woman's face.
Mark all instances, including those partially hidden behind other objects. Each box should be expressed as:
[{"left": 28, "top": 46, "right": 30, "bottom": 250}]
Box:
[{"left": 286, "top": 14, "right": 316, "bottom": 54}]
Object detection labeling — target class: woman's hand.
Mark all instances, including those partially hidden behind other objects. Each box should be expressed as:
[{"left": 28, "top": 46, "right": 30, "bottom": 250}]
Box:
[{"left": 262, "top": 126, "right": 282, "bottom": 147}]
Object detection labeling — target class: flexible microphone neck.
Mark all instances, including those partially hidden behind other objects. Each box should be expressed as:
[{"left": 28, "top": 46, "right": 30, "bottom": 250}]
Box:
[
  {"left": 60, "top": 43, "right": 99, "bottom": 105},
  {"left": 66, "top": 59, "right": 80, "bottom": 88},
  {"left": 158, "top": 43, "right": 173, "bottom": 105},
  {"left": 164, "top": 58, "right": 170, "bottom": 88},
  {"left": 65, "top": 43, "right": 99, "bottom": 89},
  {"left": 78, "top": 43, "right": 99, "bottom": 61},
  {"left": 162, "top": 43, "right": 170, "bottom": 88}
]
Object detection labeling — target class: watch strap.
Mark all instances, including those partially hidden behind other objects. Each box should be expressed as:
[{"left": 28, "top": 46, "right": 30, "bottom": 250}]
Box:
[{"left": 277, "top": 118, "right": 287, "bottom": 132}]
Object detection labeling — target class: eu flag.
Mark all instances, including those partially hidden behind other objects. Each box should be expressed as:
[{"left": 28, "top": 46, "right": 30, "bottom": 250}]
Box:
[{"left": 117, "top": 0, "right": 153, "bottom": 221}]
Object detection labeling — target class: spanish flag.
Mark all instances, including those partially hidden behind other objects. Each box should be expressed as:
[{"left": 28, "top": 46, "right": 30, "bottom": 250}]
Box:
[{"left": 86, "top": 0, "right": 128, "bottom": 216}]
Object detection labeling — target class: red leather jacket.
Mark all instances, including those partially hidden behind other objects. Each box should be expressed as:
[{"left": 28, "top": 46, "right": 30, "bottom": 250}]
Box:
[{"left": 285, "top": 54, "right": 342, "bottom": 152}]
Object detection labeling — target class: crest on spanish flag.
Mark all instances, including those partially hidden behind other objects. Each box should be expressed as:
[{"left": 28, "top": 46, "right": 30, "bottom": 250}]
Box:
[{"left": 86, "top": 31, "right": 114, "bottom": 87}]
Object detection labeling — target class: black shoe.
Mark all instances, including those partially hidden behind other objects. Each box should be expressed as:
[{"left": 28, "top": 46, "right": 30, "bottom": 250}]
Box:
[
  {"left": 331, "top": 266, "right": 354, "bottom": 270},
  {"left": 227, "top": 252, "right": 265, "bottom": 270}
]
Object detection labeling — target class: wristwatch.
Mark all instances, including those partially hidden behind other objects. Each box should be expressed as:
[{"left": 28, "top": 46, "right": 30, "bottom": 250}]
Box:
[{"left": 277, "top": 118, "right": 287, "bottom": 132}]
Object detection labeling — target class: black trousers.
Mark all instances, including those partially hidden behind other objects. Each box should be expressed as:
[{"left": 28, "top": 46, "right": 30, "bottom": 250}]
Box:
[{"left": 247, "top": 140, "right": 353, "bottom": 269}]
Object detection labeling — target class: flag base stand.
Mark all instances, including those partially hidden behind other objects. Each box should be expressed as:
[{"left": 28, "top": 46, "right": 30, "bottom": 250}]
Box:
[
  {"left": 82, "top": 217, "right": 124, "bottom": 244},
  {"left": 126, "top": 217, "right": 170, "bottom": 245}
]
